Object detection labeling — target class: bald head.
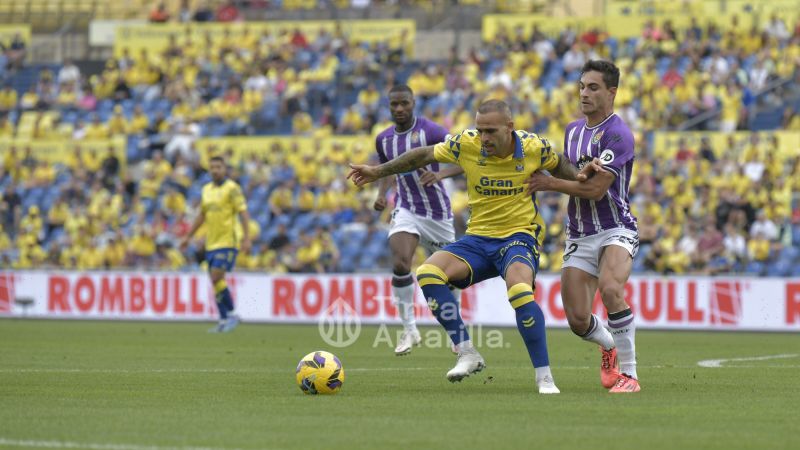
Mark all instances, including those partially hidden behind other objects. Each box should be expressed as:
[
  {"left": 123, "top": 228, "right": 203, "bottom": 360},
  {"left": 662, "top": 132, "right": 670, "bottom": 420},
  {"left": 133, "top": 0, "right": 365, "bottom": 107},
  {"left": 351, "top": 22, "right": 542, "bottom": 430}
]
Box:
[{"left": 477, "top": 99, "right": 512, "bottom": 121}]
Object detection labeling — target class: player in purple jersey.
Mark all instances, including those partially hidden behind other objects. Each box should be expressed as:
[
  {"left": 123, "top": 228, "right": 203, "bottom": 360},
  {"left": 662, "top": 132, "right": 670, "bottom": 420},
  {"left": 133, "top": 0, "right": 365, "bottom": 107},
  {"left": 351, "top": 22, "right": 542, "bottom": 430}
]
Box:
[
  {"left": 525, "top": 60, "right": 641, "bottom": 393},
  {"left": 373, "top": 85, "right": 464, "bottom": 356}
]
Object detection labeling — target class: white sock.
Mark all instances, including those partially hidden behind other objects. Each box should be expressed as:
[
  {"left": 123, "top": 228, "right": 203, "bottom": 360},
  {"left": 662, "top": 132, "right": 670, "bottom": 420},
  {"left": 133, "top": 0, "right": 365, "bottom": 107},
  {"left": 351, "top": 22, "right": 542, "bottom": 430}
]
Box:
[
  {"left": 581, "top": 314, "right": 615, "bottom": 350},
  {"left": 535, "top": 365, "right": 553, "bottom": 382},
  {"left": 457, "top": 339, "right": 473, "bottom": 352},
  {"left": 392, "top": 273, "right": 416, "bottom": 331},
  {"left": 608, "top": 309, "right": 637, "bottom": 379}
]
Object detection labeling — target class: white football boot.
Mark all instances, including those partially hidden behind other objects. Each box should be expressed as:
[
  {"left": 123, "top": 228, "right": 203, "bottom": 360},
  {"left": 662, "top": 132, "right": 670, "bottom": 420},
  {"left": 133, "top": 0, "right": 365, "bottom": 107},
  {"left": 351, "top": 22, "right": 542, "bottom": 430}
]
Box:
[
  {"left": 394, "top": 328, "right": 422, "bottom": 356},
  {"left": 536, "top": 375, "right": 561, "bottom": 394},
  {"left": 446, "top": 347, "right": 486, "bottom": 382}
]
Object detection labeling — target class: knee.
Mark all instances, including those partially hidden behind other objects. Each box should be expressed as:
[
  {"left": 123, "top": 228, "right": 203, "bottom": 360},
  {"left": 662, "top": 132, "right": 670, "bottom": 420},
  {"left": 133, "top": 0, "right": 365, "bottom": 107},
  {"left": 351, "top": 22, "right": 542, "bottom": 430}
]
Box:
[
  {"left": 598, "top": 281, "right": 623, "bottom": 303},
  {"left": 392, "top": 260, "right": 412, "bottom": 276},
  {"left": 566, "top": 310, "right": 591, "bottom": 336},
  {"left": 416, "top": 263, "right": 448, "bottom": 287}
]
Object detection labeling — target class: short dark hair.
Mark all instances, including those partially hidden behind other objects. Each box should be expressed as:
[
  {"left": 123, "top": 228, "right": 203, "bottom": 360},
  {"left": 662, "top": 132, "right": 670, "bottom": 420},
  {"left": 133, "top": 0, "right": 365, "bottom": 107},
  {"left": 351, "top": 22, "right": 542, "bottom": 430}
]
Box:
[
  {"left": 209, "top": 155, "right": 225, "bottom": 164},
  {"left": 477, "top": 99, "right": 512, "bottom": 119},
  {"left": 581, "top": 60, "right": 620, "bottom": 88},
  {"left": 388, "top": 84, "right": 414, "bottom": 96}
]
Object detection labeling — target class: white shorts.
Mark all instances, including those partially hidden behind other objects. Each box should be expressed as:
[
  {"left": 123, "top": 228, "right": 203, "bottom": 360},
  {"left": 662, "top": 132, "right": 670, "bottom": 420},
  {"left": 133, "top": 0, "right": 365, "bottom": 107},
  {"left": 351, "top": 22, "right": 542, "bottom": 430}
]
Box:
[
  {"left": 388, "top": 207, "right": 455, "bottom": 254},
  {"left": 562, "top": 228, "right": 639, "bottom": 277}
]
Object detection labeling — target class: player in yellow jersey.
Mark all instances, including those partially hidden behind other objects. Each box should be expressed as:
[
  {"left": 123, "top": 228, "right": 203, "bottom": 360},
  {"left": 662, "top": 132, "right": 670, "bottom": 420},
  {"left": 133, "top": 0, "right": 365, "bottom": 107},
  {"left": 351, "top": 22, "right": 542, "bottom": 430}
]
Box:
[
  {"left": 348, "top": 100, "right": 594, "bottom": 394},
  {"left": 181, "top": 156, "right": 252, "bottom": 333}
]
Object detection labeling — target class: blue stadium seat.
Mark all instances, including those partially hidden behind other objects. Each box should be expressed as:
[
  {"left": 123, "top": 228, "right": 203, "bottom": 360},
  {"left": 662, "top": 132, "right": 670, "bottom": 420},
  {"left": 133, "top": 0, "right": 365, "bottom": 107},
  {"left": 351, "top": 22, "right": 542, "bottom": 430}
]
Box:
[
  {"left": 766, "top": 259, "right": 792, "bottom": 277},
  {"left": 744, "top": 261, "right": 764, "bottom": 276}
]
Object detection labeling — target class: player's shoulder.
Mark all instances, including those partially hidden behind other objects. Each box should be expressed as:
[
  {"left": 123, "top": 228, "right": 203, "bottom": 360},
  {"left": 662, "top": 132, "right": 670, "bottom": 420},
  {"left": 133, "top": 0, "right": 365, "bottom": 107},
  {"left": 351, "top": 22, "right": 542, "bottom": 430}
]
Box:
[
  {"left": 375, "top": 125, "right": 395, "bottom": 141},
  {"left": 565, "top": 118, "right": 587, "bottom": 133},
  {"left": 450, "top": 128, "right": 480, "bottom": 145},
  {"left": 515, "top": 130, "right": 552, "bottom": 151},
  {"left": 223, "top": 178, "right": 242, "bottom": 191},
  {"left": 602, "top": 114, "right": 635, "bottom": 144}
]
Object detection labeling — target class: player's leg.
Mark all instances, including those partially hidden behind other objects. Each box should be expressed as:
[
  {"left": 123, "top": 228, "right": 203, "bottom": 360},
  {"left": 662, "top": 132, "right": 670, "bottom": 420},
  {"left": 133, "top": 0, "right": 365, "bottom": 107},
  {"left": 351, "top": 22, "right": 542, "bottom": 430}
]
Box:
[
  {"left": 216, "top": 249, "right": 240, "bottom": 332},
  {"left": 418, "top": 216, "right": 460, "bottom": 354},
  {"left": 389, "top": 231, "right": 422, "bottom": 355},
  {"left": 208, "top": 266, "right": 229, "bottom": 333},
  {"left": 503, "top": 255, "right": 558, "bottom": 394},
  {"left": 416, "top": 247, "right": 485, "bottom": 381},
  {"left": 561, "top": 237, "right": 619, "bottom": 388},
  {"left": 598, "top": 243, "right": 640, "bottom": 392}
]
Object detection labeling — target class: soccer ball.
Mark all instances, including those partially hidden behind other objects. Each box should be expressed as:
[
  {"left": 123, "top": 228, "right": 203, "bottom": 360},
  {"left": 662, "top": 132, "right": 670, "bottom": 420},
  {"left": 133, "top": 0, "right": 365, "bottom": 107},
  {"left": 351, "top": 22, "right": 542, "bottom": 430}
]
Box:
[{"left": 295, "top": 351, "right": 345, "bottom": 395}]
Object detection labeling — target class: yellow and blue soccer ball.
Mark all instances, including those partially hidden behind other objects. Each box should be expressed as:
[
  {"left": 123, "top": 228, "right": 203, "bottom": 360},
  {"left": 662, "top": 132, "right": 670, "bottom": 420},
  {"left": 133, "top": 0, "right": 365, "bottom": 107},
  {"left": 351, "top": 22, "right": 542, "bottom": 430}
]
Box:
[{"left": 295, "top": 351, "right": 345, "bottom": 395}]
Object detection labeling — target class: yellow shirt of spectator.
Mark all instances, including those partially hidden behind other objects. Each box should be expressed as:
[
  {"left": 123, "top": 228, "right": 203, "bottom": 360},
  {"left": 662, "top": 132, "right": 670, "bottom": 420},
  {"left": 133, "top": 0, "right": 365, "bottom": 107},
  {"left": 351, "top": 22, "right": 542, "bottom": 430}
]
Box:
[
  {"left": 201, "top": 179, "right": 247, "bottom": 251},
  {"left": 104, "top": 240, "right": 127, "bottom": 268},
  {"left": 433, "top": 129, "right": 558, "bottom": 241},
  {"left": 78, "top": 246, "right": 105, "bottom": 270},
  {"left": 81, "top": 150, "right": 102, "bottom": 172},
  {"left": 129, "top": 112, "right": 149, "bottom": 134}
]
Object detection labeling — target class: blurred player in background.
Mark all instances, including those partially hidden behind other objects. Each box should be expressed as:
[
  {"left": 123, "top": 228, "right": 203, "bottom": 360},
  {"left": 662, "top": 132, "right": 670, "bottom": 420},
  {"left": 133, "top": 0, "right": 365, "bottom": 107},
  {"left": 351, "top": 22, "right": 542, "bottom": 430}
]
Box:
[
  {"left": 181, "top": 155, "right": 252, "bottom": 333},
  {"left": 373, "top": 84, "right": 463, "bottom": 356},
  {"left": 525, "top": 60, "right": 641, "bottom": 393},
  {"left": 350, "top": 100, "right": 596, "bottom": 394}
]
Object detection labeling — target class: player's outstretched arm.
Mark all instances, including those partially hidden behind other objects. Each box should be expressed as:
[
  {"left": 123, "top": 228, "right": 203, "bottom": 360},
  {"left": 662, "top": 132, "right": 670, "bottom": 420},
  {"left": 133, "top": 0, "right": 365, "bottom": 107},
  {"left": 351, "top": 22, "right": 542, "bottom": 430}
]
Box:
[
  {"left": 548, "top": 154, "right": 579, "bottom": 180},
  {"left": 524, "top": 158, "right": 613, "bottom": 201},
  {"left": 419, "top": 164, "right": 463, "bottom": 187},
  {"left": 347, "top": 145, "right": 436, "bottom": 187}
]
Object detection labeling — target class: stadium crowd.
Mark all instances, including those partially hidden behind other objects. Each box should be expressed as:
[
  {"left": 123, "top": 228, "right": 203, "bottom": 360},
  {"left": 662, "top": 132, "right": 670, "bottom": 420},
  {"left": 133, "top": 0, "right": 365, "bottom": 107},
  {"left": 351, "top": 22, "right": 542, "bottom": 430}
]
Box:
[{"left": 0, "top": 11, "right": 799, "bottom": 275}]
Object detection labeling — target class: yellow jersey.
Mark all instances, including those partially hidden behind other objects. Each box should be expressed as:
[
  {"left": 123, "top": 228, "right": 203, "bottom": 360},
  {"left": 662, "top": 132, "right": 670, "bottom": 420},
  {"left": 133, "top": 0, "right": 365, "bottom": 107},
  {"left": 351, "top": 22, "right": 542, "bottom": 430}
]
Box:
[
  {"left": 433, "top": 129, "right": 558, "bottom": 242},
  {"left": 201, "top": 179, "right": 247, "bottom": 251}
]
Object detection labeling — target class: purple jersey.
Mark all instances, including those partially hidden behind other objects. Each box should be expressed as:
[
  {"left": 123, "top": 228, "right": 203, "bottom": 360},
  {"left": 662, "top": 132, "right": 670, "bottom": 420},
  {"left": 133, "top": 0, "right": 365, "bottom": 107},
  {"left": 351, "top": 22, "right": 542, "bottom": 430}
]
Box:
[
  {"left": 376, "top": 116, "right": 453, "bottom": 220},
  {"left": 563, "top": 113, "right": 638, "bottom": 239}
]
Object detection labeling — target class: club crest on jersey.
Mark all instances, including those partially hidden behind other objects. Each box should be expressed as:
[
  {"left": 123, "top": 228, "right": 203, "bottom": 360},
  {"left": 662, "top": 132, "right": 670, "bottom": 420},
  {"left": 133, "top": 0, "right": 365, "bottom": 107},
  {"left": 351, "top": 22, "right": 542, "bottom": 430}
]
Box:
[
  {"left": 591, "top": 130, "right": 604, "bottom": 145},
  {"left": 411, "top": 131, "right": 420, "bottom": 144},
  {"left": 515, "top": 160, "right": 524, "bottom": 172}
]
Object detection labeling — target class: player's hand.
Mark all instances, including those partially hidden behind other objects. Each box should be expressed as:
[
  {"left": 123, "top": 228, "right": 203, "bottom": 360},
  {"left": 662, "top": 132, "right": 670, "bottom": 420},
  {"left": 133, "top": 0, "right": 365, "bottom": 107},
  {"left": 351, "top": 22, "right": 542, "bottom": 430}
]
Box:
[
  {"left": 523, "top": 172, "right": 555, "bottom": 196},
  {"left": 179, "top": 238, "right": 190, "bottom": 252},
  {"left": 373, "top": 196, "right": 387, "bottom": 211},
  {"left": 346, "top": 164, "right": 380, "bottom": 186},
  {"left": 577, "top": 157, "right": 604, "bottom": 182},
  {"left": 241, "top": 238, "right": 252, "bottom": 255},
  {"left": 418, "top": 169, "right": 441, "bottom": 187}
]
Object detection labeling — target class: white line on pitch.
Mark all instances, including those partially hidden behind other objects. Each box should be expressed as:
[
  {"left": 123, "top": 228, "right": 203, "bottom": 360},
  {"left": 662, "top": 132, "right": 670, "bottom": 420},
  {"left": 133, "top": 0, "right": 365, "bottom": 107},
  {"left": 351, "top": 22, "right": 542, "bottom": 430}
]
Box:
[
  {"left": 0, "top": 437, "right": 234, "bottom": 450},
  {"left": 697, "top": 354, "right": 798, "bottom": 368}
]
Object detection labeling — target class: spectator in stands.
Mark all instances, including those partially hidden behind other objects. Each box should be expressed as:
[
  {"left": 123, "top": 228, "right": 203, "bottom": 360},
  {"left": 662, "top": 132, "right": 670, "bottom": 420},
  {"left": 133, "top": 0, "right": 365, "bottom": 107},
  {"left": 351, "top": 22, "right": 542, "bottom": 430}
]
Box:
[
  {"left": 697, "top": 218, "right": 725, "bottom": 266},
  {"left": 19, "top": 85, "right": 38, "bottom": 111},
  {"left": 178, "top": 0, "right": 193, "bottom": 22},
  {"left": 698, "top": 136, "right": 716, "bottom": 163},
  {"left": 750, "top": 209, "right": 779, "bottom": 242},
  {"left": 7, "top": 33, "right": 26, "bottom": 70},
  {"left": 57, "top": 59, "right": 81, "bottom": 87},
  {"left": 1, "top": 184, "right": 21, "bottom": 236},
  {"left": 192, "top": 1, "right": 214, "bottom": 22},
  {"left": 0, "top": 84, "right": 17, "bottom": 113},
  {"left": 149, "top": 2, "right": 171, "bottom": 23},
  {"left": 216, "top": 1, "right": 241, "bottom": 22},
  {"left": 722, "top": 221, "right": 748, "bottom": 263}
]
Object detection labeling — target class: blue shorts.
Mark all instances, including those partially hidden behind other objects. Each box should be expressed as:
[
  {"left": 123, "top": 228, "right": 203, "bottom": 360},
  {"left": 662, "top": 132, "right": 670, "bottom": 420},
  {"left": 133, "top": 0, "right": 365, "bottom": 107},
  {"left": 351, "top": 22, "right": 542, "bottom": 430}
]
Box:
[
  {"left": 206, "top": 248, "right": 238, "bottom": 272},
  {"left": 442, "top": 233, "right": 540, "bottom": 289}
]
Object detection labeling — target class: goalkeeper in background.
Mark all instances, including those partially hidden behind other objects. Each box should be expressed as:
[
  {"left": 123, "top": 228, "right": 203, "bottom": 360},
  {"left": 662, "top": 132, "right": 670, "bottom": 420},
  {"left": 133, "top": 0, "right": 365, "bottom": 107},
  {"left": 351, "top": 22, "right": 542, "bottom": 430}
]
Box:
[{"left": 181, "top": 155, "right": 252, "bottom": 333}]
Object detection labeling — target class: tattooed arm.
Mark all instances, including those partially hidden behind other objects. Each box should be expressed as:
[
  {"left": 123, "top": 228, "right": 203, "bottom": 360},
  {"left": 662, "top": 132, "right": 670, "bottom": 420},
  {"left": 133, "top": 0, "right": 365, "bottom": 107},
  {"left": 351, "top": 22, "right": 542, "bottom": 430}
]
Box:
[{"left": 347, "top": 146, "right": 437, "bottom": 186}]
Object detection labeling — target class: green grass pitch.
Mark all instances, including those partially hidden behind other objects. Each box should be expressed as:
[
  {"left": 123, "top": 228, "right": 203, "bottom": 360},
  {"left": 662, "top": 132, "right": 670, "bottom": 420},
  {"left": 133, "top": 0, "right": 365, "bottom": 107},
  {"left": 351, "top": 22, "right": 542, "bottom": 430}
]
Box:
[{"left": 1, "top": 319, "right": 798, "bottom": 450}]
